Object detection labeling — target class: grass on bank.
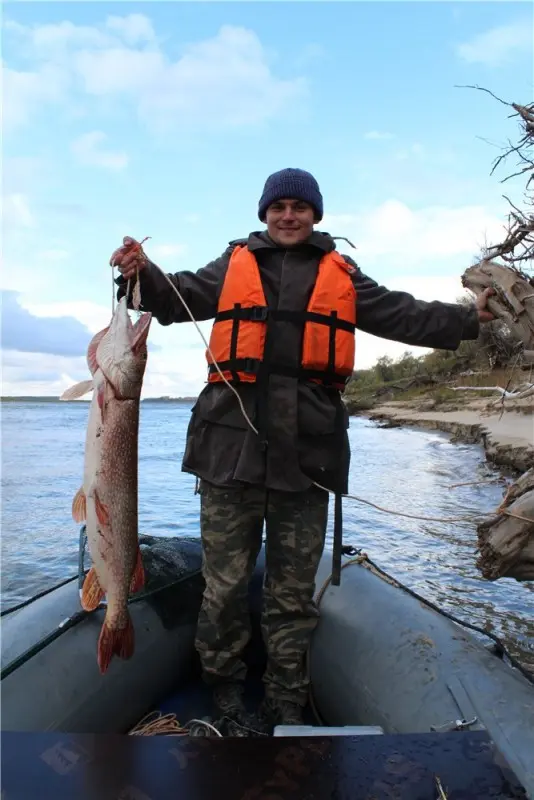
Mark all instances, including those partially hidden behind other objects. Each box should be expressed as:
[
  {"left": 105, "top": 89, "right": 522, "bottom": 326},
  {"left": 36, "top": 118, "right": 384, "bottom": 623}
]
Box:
[{"left": 343, "top": 318, "right": 530, "bottom": 413}]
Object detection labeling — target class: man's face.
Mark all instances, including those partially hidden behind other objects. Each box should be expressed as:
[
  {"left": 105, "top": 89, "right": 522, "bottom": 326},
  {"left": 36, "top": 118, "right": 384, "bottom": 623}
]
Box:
[{"left": 265, "top": 198, "right": 315, "bottom": 247}]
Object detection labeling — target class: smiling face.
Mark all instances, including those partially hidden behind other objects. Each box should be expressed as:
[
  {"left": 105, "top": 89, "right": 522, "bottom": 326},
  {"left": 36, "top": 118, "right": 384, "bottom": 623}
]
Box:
[{"left": 265, "top": 198, "right": 316, "bottom": 247}]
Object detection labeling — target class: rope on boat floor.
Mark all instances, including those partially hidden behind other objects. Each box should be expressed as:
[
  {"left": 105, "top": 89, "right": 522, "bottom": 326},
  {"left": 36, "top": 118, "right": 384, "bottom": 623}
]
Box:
[
  {"left": 129, "top": 711, "right": 223, "bottom": 737},
  {"left": 129, "top": 711, "right": 189, "bottom": 736},
  {"left": 128, "top": 709, "right": 273, "bottom": 738}
]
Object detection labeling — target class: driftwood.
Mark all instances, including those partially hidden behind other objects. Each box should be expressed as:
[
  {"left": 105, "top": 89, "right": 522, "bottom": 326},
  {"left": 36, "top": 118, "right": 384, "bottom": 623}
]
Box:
[
  {"left": 476, "top": 468, "right": 534, "bottom": 581},
  {"left": 452, "top": 383, "right": 534, "bottom": 399},
  {"left": 462, "top": 261, "right": 534, "bottom": 364}
]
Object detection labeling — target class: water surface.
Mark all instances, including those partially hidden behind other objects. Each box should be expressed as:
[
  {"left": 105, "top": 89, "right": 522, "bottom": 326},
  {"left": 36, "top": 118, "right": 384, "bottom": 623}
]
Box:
[{"left": 2, "top": 400, "right": 532, "bottom": 671}]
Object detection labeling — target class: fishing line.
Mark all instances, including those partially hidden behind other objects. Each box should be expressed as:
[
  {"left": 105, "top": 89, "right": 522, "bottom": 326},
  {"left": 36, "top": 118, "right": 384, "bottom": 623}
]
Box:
[{"left": 113, "top": 243, "right": 492, "bottom": 527}]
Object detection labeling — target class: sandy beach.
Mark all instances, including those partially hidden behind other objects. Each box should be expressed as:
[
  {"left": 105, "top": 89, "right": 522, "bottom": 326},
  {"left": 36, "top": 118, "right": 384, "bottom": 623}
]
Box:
[{"left": 366, "top": 402, "right": 534, "bottom": 473}]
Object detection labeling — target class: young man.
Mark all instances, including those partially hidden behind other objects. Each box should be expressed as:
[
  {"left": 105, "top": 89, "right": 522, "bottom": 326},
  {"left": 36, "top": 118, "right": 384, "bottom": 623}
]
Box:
[{"left": 111, "top": 168, "right": 494, "bottom": 729}]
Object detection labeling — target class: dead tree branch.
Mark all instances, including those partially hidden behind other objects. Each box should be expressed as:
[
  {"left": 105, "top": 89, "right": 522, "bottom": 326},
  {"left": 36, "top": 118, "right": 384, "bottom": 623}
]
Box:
[{"left": 457, "top": 85, "right": 534, "bottom": 268}]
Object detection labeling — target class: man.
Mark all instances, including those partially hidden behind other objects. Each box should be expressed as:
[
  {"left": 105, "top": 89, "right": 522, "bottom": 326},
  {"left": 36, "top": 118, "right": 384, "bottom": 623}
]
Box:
[{"left": 111, "top": 168, "right": 494, "bottom": 730}]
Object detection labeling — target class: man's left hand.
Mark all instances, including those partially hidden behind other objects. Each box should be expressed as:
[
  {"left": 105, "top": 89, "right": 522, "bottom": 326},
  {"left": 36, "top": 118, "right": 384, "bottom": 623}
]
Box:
[{"left": 475, "top": 287, "right": 496, "bottom": 323}]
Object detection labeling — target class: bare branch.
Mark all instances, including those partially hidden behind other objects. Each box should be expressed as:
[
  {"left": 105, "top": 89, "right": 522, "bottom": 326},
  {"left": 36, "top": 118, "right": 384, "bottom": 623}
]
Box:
[
  {"left": 455, "top": 84, "right": 512, "bottom": 107},
  {"left": 461, "top": 86, "right": 533, "bottom": 268}
]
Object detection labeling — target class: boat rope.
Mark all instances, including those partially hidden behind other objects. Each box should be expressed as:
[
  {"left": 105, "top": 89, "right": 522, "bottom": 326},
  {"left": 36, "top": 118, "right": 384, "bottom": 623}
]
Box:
[
  {"left": 128, "top": 709, "right": 270, "bottom": 738},
  {"left": 128, "top": 710, "right": 192, "bottom": 737},
  {"left": 313, "top": 546, "right": 534, "bottom": 686},
  {"left": 120, "top": 249, "right": 494, "bottom": 528}
]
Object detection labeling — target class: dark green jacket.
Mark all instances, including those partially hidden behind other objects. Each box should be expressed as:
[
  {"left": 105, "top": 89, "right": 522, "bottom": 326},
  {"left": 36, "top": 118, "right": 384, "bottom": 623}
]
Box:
[{"left": 116, "top": 230, "right": 479, "bottom": 494}]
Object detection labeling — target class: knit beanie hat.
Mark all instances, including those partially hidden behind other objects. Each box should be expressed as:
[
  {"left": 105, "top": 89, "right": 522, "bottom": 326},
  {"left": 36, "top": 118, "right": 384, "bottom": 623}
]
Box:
[{"left": 258, "top": 168, "right": 323, "bottom": 222}]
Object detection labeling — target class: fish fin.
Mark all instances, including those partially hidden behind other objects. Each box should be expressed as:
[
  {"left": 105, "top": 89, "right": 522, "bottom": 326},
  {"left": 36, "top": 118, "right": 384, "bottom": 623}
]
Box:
[
  {"left": 97, "top": 613, "right": 134, "bottom": 673},
  {"left": 129, "top": 547, "right": 145, "bottom": 594},
  {"left": 81, "top": 567, "right": 105, "bottom": 611},
  {"left": 60, "top": 379, "right": 93, "bottom": 401},
  {"left": 87, "top": 327, "right": 110, "bottom": 375},
  {"left": 72, "top": 486, "right": 86, "bottom": 522},
  {"left": 131, "top": 312, "right": 152, "bottom": 354},
  {"left": 94, "top": 489, "right": 110, "bottom": 527}
]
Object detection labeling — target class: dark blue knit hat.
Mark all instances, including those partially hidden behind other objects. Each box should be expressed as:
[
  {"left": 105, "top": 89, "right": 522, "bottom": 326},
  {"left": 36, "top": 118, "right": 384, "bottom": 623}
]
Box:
[{"left": 258, "top": 168, "right": 323, "bottom": 222}]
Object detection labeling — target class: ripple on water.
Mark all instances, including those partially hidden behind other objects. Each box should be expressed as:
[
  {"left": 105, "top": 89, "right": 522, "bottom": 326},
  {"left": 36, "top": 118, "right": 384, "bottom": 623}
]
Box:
[{"left": 1, "top": 402, "right": 533, "bottom": 671}]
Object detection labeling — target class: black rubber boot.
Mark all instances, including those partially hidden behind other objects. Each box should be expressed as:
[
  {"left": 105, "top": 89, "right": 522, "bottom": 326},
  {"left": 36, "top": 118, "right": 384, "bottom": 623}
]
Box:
[
  {"left": 213, "top": 681, "right": 246, "bottom": 719},
  {"left": 259, "top": 697, "right": 304, "bottom": 731}
]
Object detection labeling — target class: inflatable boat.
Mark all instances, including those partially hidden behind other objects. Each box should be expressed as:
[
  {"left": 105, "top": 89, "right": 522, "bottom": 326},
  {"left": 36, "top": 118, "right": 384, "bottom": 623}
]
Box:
[{"left": 1, "top": 532, "right": 533, "bottom": 798}]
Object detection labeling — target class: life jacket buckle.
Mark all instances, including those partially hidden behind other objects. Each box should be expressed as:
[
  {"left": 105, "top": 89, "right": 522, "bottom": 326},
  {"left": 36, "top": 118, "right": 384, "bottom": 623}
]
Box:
[
  {"left": 248, "top": 306, "right": 269, "bottom": 321},
  {"left": 242, "top": 358, "right": 261, "bottom": 374}
]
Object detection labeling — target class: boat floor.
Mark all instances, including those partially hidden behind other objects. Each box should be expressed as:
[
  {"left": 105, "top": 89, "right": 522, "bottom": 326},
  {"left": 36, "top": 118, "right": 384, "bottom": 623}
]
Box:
[{"left": 153, "top": 665, "right": 319, "bottom": 735}]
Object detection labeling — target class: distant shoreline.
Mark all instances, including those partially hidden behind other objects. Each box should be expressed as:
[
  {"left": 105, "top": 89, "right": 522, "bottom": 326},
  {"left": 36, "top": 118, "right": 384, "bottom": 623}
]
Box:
[{"left": 0, "top": 396, "right": 198, "bottom": 403}]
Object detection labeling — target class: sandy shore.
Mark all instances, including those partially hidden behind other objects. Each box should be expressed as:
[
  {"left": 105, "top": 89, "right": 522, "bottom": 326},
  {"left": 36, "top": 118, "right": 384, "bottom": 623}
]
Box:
[{"left": 366, "top": 403, "right": 534, "bottom": 473}]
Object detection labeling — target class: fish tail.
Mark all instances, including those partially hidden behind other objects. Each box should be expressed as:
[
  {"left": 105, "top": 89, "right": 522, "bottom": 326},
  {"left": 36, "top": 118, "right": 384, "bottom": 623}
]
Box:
[{"left": 97, "top": 610, "right": 134, "bottom": 674}]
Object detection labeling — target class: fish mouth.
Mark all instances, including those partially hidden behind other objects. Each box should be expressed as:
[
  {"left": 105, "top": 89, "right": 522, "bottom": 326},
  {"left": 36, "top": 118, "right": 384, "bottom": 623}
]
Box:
[
  {"left": 95, "top": 299, "right": 153, "bottom": 399},
  {"left": 131, "top": 311, "right": 152, "bottom": 354}
]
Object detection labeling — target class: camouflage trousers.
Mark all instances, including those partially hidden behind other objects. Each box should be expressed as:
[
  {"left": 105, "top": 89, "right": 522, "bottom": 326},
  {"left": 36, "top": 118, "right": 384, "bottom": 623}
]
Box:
[{"left": 194, "top": 481, "right": 329, "bottom": 706}]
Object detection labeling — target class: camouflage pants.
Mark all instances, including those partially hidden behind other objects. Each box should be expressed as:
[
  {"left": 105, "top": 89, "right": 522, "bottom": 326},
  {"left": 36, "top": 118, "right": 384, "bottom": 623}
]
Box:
[{"left": 194, "top": 481, "right": 329, "bottom": 706}]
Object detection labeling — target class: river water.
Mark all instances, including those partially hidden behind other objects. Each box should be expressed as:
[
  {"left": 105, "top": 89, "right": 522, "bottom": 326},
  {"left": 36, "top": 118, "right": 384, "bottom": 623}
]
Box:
[{"left": 1, "top": 400, "right": 532, "bottom": 671}]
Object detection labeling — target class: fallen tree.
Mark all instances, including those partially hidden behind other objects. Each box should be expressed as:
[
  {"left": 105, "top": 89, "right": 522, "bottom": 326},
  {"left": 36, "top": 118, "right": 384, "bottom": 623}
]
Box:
[{"left": 476, "top": 468, "right": 534, "bottom": 582}]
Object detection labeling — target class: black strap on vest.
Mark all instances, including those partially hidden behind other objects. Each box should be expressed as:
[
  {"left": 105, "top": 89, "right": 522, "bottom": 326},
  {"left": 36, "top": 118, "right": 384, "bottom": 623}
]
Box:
[
  {"left": 210, "top": 304, "right": 355, "bottom": 388},
  {"left": 330, "top": 399, "right": 347, "bottom": 586},
  {"left": 208, "top": 359, "right": 350, "bottom": 387},
  {"left": 332, "top": 491, "right": 343, "bottom": 586},
  {"left": 214, "top": 305, "right": 354, "bottom": 332}
]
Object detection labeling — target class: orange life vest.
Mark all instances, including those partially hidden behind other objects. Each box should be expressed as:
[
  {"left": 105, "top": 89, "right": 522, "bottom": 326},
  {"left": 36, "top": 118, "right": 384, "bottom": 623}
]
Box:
[{"left": 206, "top": 245, "right": 357, "bottom": 390}]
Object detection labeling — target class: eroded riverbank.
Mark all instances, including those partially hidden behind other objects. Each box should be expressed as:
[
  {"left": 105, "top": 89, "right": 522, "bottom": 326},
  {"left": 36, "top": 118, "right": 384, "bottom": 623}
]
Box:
[{"left": 364, "top": 400, "right": 533, "bottom": 473}]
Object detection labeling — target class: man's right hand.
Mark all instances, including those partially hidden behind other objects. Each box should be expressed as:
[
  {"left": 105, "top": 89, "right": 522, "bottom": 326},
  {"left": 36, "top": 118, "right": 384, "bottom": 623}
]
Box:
[{"left": 110, "top": 236, "right": 149, "bottom": 280}]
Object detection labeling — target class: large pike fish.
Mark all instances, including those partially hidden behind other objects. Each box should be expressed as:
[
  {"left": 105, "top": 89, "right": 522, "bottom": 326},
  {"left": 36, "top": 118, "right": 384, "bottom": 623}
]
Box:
[{"left": 61, "top": 297, "right": 152, "bottom": 673}]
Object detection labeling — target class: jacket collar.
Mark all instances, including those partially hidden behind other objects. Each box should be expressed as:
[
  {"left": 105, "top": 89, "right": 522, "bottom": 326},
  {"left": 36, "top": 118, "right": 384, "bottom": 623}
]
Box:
[{"left": 241, "top": 230, "right": 337, "bottom": 254}]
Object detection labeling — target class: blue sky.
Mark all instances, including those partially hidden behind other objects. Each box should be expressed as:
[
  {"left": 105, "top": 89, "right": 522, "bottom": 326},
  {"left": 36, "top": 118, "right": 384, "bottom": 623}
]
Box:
[{"left": 2, "top": 1, "right": 532, "bottom": 396}]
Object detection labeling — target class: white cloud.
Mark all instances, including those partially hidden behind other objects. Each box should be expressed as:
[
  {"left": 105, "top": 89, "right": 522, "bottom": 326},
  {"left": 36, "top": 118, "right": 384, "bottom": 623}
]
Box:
[
  {"left": 3, "top": 17, "right": 307, "bottom": 134},
  {"left": 352, "top": 274, "right": 474, "bottom": 369},
  {"left": 1, "top": 62, "right": 66, "bottom": 132},
  {"left": 456, "top": 20, "right": 533, "bottom": 66},
  {"left": 3, "top": 194, "right": 496, "bottom": 396},
  {"left": 20, "top": 299, "right": 114, "bottom": 334},
  {"left": 104, "top": 13, "right": 157, "bottom": 46},
  {"left": 322, "top": 199, "right": 506, "bottom": 267},
  {"left": 71, "top": 131, "right": 129, "bottom": 170},
  {"left": 1, "top": 350, "right": 91, "bottom": 398}
]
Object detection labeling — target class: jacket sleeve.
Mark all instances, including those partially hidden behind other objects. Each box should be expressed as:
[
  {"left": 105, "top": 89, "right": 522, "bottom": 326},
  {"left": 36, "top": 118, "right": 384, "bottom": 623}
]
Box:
[
  {"left": 115, "top": 247, "right": 233, "bottom": 326},
  {"left": 345, "top": 257, "right": 480, "bottom": 350}
]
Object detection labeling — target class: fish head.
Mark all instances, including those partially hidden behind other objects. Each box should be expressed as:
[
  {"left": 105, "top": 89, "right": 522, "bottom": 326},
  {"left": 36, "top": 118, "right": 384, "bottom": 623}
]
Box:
[{"left": 96, "top": 297, "right": 152, "bottom": 399}]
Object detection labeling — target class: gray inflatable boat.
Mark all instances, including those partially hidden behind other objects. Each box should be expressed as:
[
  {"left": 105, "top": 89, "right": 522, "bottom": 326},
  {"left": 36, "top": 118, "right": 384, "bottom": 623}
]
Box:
[{"left": 2, "top": 533, "right": 533, "bottom": 797}]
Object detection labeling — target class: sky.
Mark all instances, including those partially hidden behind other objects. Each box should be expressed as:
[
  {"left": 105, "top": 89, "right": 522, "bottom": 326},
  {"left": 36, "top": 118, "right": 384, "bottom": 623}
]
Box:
[{"left": 2, "top": 0, "right": 533, "bottom": 398}]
